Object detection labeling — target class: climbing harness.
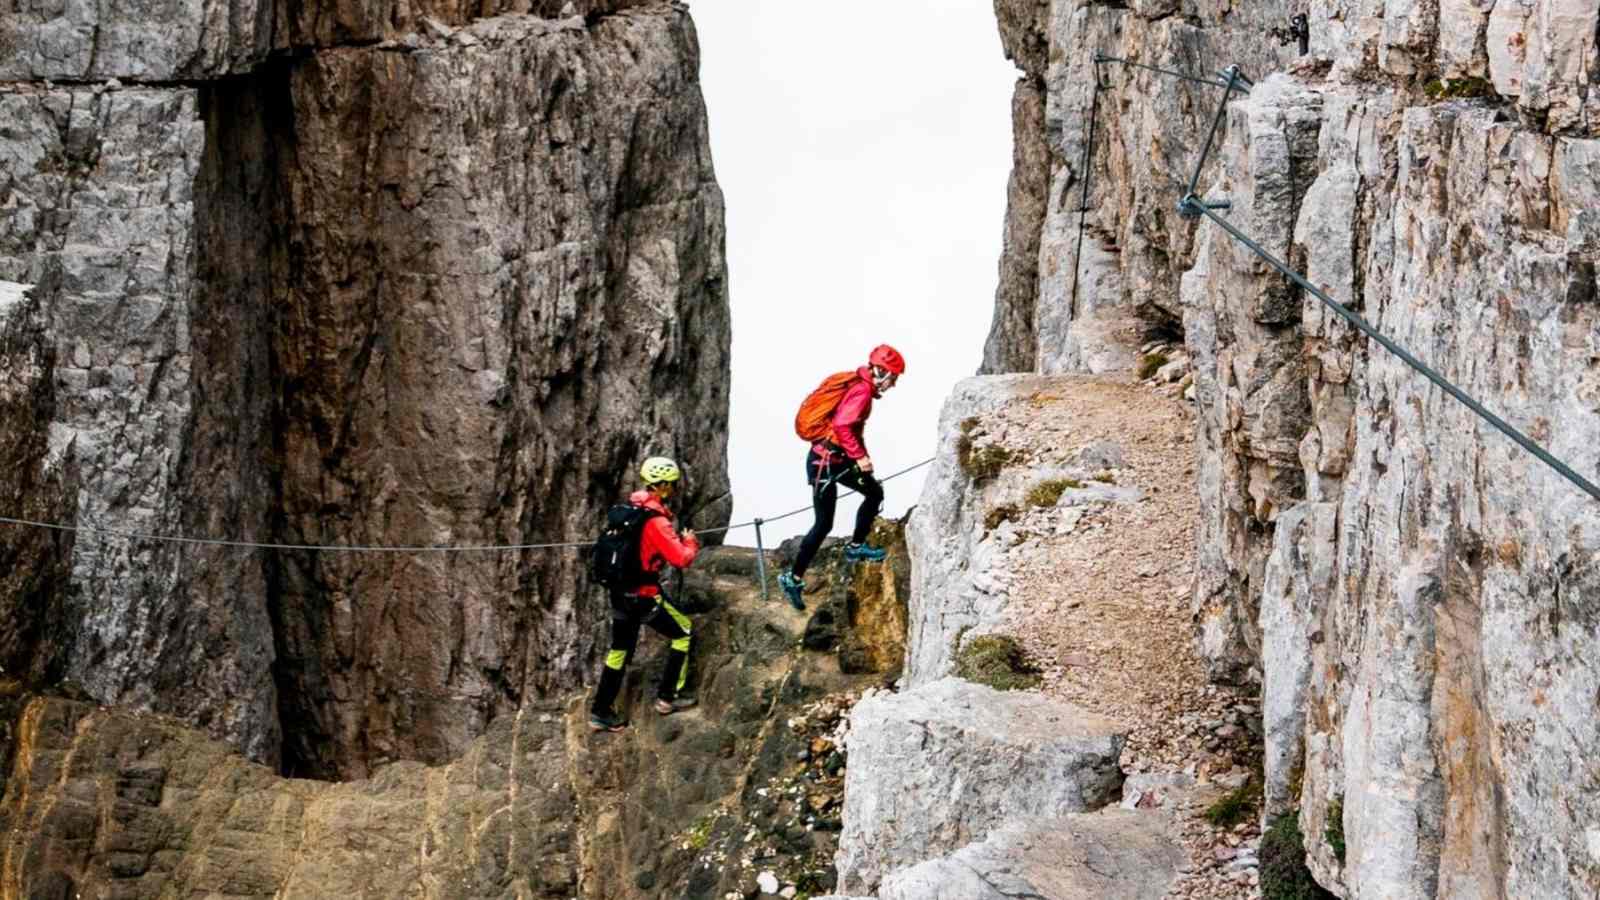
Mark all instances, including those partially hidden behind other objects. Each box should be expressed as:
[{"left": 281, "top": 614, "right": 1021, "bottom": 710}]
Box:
[{"left": 1076, "top": 46, "right": 1600, "bottom": 503}]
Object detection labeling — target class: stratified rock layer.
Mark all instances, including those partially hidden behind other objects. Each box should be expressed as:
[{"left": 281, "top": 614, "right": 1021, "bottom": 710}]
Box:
[{"left": 0, "top": 4, "right": 731, "bottom": 780}]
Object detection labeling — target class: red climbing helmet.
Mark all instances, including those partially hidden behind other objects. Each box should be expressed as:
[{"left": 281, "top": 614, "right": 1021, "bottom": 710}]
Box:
[{"left": 868, "top": 344, "right": 906, "bottom": 376}]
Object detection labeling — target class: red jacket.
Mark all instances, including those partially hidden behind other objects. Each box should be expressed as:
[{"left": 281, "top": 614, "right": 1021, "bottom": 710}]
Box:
[
  {"left": 630, "top": 490, "right": 700, "bottom": 596},
  {"left": 815, "top": 366, "right": 879, "bottom": 461}
]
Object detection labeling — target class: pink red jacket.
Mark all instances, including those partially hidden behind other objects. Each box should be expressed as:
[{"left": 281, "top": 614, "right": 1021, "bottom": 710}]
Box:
[
  {"left": 815, "top": 366, "right": 880, "bottom": 462},
  {"left": 629, "top": 490, "right": 700, "bottom": 596}
]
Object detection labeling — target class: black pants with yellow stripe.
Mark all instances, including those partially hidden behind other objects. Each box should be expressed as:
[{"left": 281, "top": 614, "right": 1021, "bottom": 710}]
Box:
[{"left": 591, "top": 590, "right": 692, "bottom": 717}]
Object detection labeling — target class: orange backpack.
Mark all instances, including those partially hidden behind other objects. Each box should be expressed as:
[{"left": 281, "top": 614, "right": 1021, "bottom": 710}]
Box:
[{"left": 794, "top": 372, "right": 860, "bottom": 443}]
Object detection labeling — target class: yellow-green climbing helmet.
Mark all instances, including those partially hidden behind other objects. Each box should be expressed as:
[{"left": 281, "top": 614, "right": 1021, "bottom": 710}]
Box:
[{"left": 640, "top": 456, "right": 682, "bottom": 485}]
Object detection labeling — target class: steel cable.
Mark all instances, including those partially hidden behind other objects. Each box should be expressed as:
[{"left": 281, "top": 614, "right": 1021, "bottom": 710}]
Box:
[{"left": 0, "top": 458, "right": 938, "bottom": 552}]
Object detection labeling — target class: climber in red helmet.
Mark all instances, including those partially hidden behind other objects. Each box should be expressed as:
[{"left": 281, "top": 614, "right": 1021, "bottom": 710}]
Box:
[{"left": 778, "top": 344, "right": 906, "bottom": 610}]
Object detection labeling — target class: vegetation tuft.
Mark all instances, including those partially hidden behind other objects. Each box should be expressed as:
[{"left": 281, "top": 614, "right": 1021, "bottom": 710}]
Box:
[
  {"left": 684, "top": 814, "right": 716, "bottom": 851},
  {"left": 1026, "top": 478, "right": 1082, "bottom": 508},
  {"left": 1422, "top": 76, "right": 1498, "bottom": 101},
  {"left": 984, "top": 504, "right": 1020, "bottom": 533},
  {"left": 1324, "top": 795, "right": 1346, "bottom": 863},
  {"left": 957, "top": 419, "right": 1015, "bottom": 482},
  {"left": 1261, "top": 812, "right": 1338, "bottom": 900},
  {"left": 1136, "top": 352, "right": 1170, "bottom": 380},
  {"left": 953, "top": 634, "right": 1041, "bottom": 692},
  {"left": 1203, "top": 778, "right": 1263, "bottom": 827}
]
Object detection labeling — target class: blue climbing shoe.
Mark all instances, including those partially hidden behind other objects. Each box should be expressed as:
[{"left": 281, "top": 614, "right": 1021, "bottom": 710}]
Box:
[
  {"left": 655, "top": 695, "right": 697, "bottom": 715},
  {"left": 588, "top": 710, "right": 629, "bottom": 733},
  {"left": 778, "top": 571, "right": 806, "bottom": 610},
  {"left": 843, "top": 542, "right": 888, "bottom": 563}
]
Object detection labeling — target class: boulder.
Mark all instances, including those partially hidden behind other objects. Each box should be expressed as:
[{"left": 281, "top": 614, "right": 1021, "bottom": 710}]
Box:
[
  {"left": 877, "top": 811, "right": 1183, "bottom": 900},
  {"left": 835, "top": 677, "right": 1125, "bottom": 894}
]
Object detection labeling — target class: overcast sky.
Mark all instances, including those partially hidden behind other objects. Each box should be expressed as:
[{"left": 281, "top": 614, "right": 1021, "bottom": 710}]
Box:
[{"left": 692, "top": 1, "right": 1018, "bottom": 545}]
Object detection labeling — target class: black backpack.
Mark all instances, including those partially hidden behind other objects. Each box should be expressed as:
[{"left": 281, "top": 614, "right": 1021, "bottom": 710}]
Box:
[{"left": 590, "top": 504, "right": 660, "bottom": 591}]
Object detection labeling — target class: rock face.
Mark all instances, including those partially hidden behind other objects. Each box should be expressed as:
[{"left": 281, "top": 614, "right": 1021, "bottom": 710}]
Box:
[
  {"left": 0, "top": 282, "right": 74, "bottom": 689},
  {"left": 979, "top": 0, "right": 1050, "bottom": 375},
  {"left": 982, "top": 0, "right": 1294, "bottom": 377},
  {"left": 983, "top": 1, "right": 1600, "bottom": 897},
  {"left": 0, "top": 3, "right": 731, "bottom": 780},
  {"left": 0, "top": 547, "right": 875, "bottom": 900},
  {"left": 0, "top": 0, "right": 653, "bottom": 80},
  {"left": 905, "top": 373, "right": 1145, "bottom": 685},
  {"left": 874, "top": 811, "right": 1183, "bottom": 900},
  {"left": 788, "top": 518, "right": 912, "bottom": 675},
  {"left": 903, "top": 377, "right": 1025, "bottom": 685},
  {"left": 834, "top": 677, "right": 1124, "bottom": 894}
]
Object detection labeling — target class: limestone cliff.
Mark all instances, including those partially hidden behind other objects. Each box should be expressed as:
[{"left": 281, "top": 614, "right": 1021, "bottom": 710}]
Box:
[
  {"left": 0, "top": 1, "right": 731, "bottom": 780},
  {"left": 982, "top": 1, "right": 1600, "bottom": 897}
]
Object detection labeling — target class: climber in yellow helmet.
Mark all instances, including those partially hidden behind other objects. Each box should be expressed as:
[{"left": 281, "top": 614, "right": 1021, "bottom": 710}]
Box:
[{"left": 588, "top": 456, "right": 702, "bottom": 733}]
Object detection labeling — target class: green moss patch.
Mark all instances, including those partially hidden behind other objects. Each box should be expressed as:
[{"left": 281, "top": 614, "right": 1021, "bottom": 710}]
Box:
[
  {"left": 1260, "top": 812, "right": 1338, "bottom": 900},
  {"left": 1203, "top": 778, "right": 1262, "bottom": 828},
  {"left": 956, "top": 419, "right": 1014, "bottom": 483},
  {"left": 1025, "top": 478, "right": 1083, "bottom": 508},
  {"left": 953, "top": 634, "right": 1042, "bottom": 692},
  {"left": 1324, "top": 795, "right": 1346, "bottom": 863}
]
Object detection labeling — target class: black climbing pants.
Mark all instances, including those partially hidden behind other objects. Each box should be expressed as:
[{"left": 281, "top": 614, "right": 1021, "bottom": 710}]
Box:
[
  {"left": 590, "top": 590, "right": 693, "bottom": 717},
  {"left": 791, "top": 447, "right": 883, "bottom": 578}
]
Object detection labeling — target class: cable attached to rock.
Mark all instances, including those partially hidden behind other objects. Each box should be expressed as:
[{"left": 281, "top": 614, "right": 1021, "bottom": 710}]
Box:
[
  {"left": 1094, "top": 54, "right": 1243, "bottom": 90},
  {"left": 1068, "top": 56, "right": 1106, "bottom": 322},
  {"left": 1183, "top": 201, "right": 1600, "bottom": 503},
  {"left": 0, "top": 457, "right": 938, "bottom": 552},
  {"left": 1069, "top": 55, "right": 1250, "bottom": 319},
  {"left": 1085, "top": 48, "right": 1599, "bottom": 502}
]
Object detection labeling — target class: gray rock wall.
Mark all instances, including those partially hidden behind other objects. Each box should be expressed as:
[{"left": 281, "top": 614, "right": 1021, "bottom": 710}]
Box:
[
  {"left": 0, "top": 3, "right": 731, "bottom": 780},
  {"left": 982, "top": 0, "right": 1296, "bottom": 375},
  {"left": 0, "top": 0, "right": 652, "bottom": 80},
  {"left": 982, "top": 1, "right": 1600, "bottom": 897},
  {"left": 979, "top": 0, "right": 1049, "bottom": 375},
  {"left": 905, "top": 376, "right": 1034, "bottom": 684},
  {"left": 0, "top": 282, "right": 75, "bottom": 686}
]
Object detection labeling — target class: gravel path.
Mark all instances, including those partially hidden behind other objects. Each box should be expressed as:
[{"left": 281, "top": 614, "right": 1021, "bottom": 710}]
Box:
[{"left": 974, "top": 374, "right": 1265, "bottom": 900}]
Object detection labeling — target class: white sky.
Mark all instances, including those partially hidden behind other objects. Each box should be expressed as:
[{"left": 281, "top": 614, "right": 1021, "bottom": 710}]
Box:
[{"left": 692, "top": 1, "right": 1018, "bottom": 545}]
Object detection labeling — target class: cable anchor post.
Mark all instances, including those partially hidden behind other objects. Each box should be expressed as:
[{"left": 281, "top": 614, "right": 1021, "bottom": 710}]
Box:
[
  {"left": 752, "top": 517, "right": 770, "bottom": 602},
  {"left": 1269, "top": 14, "right": 1311, "bottom": 56},
  {"left": 1178, "top": 64, "right": 1246, "bottom": 220},
  {"left": 1069, "top": 51, "right": 1108, "bottom": 320}
]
